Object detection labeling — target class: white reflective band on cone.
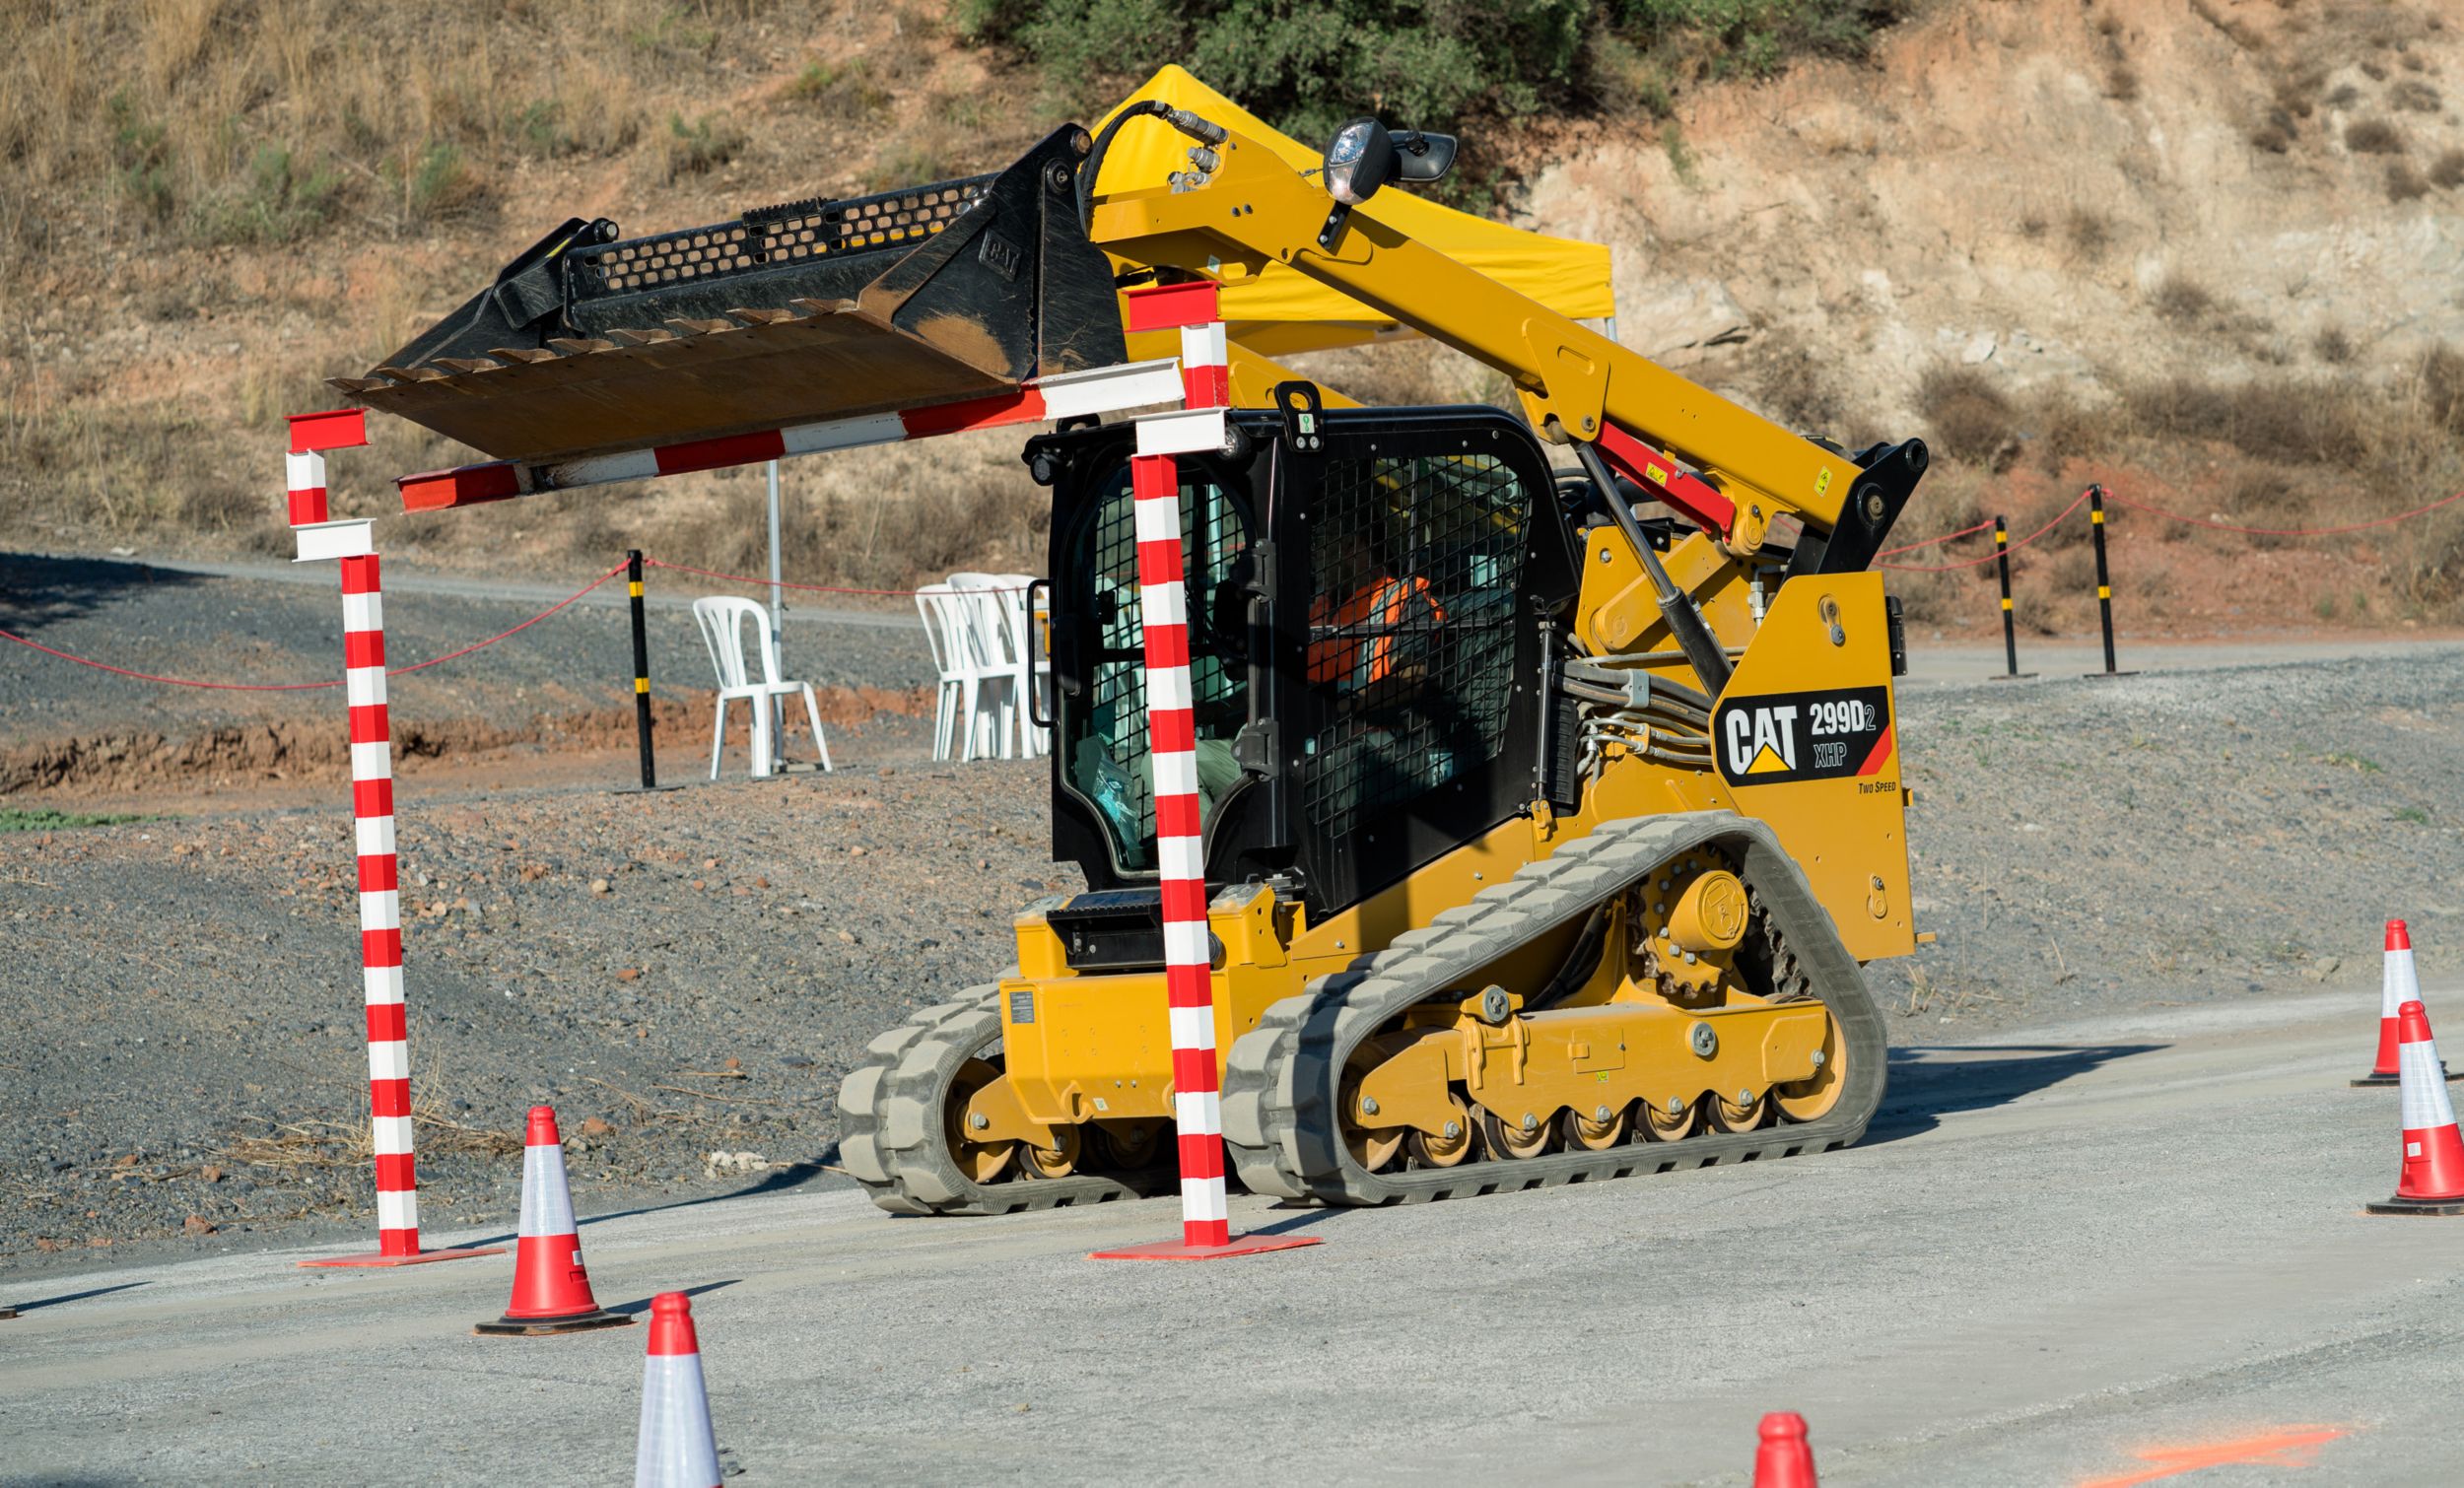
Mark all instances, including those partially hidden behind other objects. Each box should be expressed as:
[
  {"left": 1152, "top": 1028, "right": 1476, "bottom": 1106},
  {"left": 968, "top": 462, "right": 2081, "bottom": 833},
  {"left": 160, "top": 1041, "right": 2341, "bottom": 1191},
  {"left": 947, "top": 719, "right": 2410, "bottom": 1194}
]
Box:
[
  {"left": 519, "top": 1140, "right": 579, "bottom": 1238},
  {"left": 636, "top": 1354, "right": 722, "bottom": 1488},
  {"left": 2403, "top": 1038, "right": 2459, "bottom": 1131}
]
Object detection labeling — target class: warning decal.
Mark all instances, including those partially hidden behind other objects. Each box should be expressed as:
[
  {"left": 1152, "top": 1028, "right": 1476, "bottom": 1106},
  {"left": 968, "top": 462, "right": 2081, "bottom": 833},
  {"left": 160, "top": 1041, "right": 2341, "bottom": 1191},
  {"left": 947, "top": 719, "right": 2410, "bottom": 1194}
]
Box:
[{"left": 1712, "top": 685, "right": 1894, "bottom": 787}]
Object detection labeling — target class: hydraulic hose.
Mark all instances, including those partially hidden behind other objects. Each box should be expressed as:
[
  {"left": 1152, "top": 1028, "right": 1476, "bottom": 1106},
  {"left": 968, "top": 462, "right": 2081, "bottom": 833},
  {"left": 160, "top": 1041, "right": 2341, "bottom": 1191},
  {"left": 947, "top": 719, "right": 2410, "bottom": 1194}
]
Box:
[{"left": 1077, "top": 102, "right": 1229, "bottom": 242}]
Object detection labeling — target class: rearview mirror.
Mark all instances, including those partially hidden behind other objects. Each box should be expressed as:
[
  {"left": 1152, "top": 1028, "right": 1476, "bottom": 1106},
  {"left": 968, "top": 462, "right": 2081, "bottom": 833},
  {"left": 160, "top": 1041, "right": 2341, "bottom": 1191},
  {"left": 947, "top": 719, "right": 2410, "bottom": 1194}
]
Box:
[
  {"left": 1392, "top": 130, "right": 1458, "bottom": 182},
  {"left": 1323, "top": 118, "right": 1460, "bottom": 205}
]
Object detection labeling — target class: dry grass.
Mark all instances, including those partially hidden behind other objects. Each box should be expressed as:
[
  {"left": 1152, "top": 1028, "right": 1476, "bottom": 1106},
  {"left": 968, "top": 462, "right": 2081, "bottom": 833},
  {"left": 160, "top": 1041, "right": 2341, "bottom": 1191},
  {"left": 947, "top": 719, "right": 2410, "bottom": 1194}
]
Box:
[
  {"left": 2431, "top": 149, "right": 2464, "bottom": 191},
  {"left": 2345, "top": 117, "right": 2406, "bottom": 155},
  {"left": 1916, "top": 366, "right": 2017, "bottom": 466},
  {"left": 223, "top": 1101, "right": 520, "bottom": 1172}
]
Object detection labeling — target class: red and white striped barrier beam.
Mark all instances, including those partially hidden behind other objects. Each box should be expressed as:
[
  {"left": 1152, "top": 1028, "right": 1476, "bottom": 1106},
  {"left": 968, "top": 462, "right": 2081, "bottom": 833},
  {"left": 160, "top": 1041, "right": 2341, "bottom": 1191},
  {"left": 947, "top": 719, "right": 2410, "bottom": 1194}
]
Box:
[
  {"left": 1091, "top": 284, "right": 1317, "bottom": 1263},
  {"left": 395, "top": 357, "right": 1186, "bottom": 510},
  {"left": 285, "top": 410, "right": 501, "bottom": 1271}
]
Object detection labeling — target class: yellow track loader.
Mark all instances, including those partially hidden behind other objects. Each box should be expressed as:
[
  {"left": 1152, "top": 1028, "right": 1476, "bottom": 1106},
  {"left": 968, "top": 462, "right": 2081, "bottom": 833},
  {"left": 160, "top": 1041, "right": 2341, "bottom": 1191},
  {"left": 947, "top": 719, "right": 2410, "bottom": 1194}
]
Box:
[{"left": 347, "top": 104, "right": 1928, "bottom": 1211}]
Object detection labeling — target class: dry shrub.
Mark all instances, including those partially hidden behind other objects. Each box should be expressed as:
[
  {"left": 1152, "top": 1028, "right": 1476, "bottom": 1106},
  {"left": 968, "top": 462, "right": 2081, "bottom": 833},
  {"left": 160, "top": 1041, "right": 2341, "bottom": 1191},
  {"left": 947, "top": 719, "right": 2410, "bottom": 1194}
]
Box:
[
  {"left": 2121, "top": 374, "right": 2370, "bottom": 466},
  {"left": 2314, "top": 326, "right": 2357, "bottom": 365},
  {"left": 2388, "top": 162, "right": 2430, "bottom": 203},
  {"left": 1916, "top": 366, "right": 2017, "bottom": 466},
  {"left": 2346, "top": 117, "right": 2405, "bottom": 155},
  {"left": 2151, "top": 274, "right": 2217, "bottom": 324},
  {"left": 2431, "top": 150, "right": 2464, "bottom": 190},
  {"left": 2066, "top": 208, "right": 2113, "bottom": 257},
  {"left": 2390, "top": 79, "right": 2442, "bottom": 113},
  {"left": 2225, "top": 469, "right": 2310, "bottom": 548}
]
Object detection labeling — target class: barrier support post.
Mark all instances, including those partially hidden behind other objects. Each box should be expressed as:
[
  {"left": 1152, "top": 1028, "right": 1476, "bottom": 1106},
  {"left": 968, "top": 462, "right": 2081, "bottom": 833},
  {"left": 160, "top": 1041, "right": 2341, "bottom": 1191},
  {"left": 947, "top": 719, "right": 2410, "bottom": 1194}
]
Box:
[
  {"left": 1088, "top": 283, "right": 1320, "bottom": 1263},
  {"left": 1990, "top": 515, "right": 2033, "bottom": 681},
  {"left": 2084, "top": 484, "right": 2136, "bottom": 678},
  {"left": 628, "top": 549, "right": 657, "bottom": 791},
  {"left": 284, "top": 409, "right": 504, "bottom": 1270}
]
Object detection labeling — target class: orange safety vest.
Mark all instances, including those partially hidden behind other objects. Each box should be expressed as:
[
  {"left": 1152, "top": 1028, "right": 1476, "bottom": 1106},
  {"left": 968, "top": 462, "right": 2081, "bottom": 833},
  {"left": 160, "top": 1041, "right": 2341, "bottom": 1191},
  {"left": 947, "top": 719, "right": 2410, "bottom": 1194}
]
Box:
[{"left": 1308, "top": 575, "right": 1446, "bottom": 689}]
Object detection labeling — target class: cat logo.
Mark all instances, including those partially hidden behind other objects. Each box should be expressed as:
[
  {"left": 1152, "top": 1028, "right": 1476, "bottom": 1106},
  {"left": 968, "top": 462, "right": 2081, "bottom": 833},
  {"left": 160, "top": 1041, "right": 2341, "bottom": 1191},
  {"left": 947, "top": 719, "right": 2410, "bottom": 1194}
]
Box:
[{"left": 1712, "top": 686, "right": 1894, "bottom": 788}]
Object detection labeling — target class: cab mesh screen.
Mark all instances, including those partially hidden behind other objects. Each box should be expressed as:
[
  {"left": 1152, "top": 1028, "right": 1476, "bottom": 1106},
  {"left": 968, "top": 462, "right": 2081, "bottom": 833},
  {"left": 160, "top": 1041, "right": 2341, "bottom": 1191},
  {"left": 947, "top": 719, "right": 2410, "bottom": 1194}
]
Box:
[
  {"left": 1302, "top": 451, "right": 1532, "bottom": 843},
  {"left": 1070, "top": 467, "right": 1247, "bottom": 872}
]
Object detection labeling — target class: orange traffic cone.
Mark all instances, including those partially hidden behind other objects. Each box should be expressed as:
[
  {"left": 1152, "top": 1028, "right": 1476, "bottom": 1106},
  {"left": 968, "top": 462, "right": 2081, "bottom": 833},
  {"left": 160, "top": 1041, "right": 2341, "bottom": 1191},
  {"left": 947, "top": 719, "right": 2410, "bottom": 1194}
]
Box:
[
  {"left": 2355, "top": 921, "right": 2458, "bottom": 1087},
  {"left": 474, "top": 1107, "right": 633, "bottom": 1335},
  {"left": 2367, "top": 1001, "right": 2464, "bottom": 1216},
  {"left": 635, "top": 1292, "right": 722, "bottom": 1488},
  {"left": 1753, "top": 1411, "right": 1818, "bottom": 1487}
]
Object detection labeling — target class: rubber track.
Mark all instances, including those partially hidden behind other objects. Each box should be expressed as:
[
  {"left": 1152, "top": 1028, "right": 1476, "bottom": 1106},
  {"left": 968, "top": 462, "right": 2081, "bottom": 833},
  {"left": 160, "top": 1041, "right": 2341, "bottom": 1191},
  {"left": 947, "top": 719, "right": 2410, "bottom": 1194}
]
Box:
[
  {"left": 1219, "top": 811, "right": 1886, "bottom": 1206},
  {"left": 834, "top": 988, "right": 1157, "bottom": 1216}
]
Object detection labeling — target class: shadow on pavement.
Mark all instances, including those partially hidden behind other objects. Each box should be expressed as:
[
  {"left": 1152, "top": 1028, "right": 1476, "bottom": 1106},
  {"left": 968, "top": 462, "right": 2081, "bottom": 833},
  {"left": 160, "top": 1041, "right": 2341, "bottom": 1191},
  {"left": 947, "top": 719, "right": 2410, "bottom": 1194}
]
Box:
[
  {"left": 605, "top": 1279, "right": 740, "bottom": 1316},
  {"left": 7, "top": 1280, "right": 151, "bottom": 1314},
  {"left": 0, "top": 554, "right": 205, "bottom": 632},
  {"left": 1866, "top": 1043, "right": 2165, "bottom": 1143},
  {"left": 460, "top": 1155, "right": 855, "bottom": 1248}
]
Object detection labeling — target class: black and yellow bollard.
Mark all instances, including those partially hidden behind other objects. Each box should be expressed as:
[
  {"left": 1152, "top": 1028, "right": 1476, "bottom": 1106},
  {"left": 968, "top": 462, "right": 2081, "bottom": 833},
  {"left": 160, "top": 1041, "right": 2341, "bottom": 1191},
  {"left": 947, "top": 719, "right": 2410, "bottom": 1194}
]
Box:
[
  {"left": 627, "top": 549, "right": 658, "bottom": 789},
  {"left": 1990, "top": 514, "right": 2034, "bottom": 681},
  {"left": 2083, "top": 486, "right": 2136, "bottom": 678}
]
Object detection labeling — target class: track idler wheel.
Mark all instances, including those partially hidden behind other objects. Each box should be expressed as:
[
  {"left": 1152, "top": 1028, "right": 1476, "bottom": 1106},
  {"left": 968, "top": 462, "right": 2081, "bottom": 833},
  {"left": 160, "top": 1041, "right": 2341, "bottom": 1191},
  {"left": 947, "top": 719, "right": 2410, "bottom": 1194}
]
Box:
[
  {"left": 1479, "top": 1103, "right": 1561, "bottom": 1160},
  {"left": 1339, "top": 1048, "right": 1405, "bottom": 1175},
  {"left": 1091, "top": 1119, "right": 1163, "bottom": 1170},
  {"left": 1019, "top": 1122, "right": 1082, "bottom": 1180},
  {"left": 1775, "top": 1012, "right": 1848, "bottom": 1123},
  {"left": 1706, "top": 1086, "right": 1772, "bottom": 1133},
  {"left": 943, "top": 1056, "right": 1017, "bottom": 1184},
  {"left": 1406, "top": 1093, "right": 1477, "bottom": 1168},
  {"left": 1561, "top": 1101, "right": 1635, "bottom": 1151},
  {"left": 1641, "top": 1096, "right": 1698, "bottom": 1141}
]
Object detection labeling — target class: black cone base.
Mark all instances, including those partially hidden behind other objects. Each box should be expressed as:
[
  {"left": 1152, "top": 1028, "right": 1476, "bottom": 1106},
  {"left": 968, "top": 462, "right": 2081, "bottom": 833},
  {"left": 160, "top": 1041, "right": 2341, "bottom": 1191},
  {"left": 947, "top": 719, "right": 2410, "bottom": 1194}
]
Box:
[
  {"left": 2365, "top": 1194, "right": 2464, "bottom": 1216},
  {"left": 2350, "top": 1062, "right": 2459, "bottom": 1089},
  {"left": 473, "top": 1308, "right": 635, "bottom": 1336}
]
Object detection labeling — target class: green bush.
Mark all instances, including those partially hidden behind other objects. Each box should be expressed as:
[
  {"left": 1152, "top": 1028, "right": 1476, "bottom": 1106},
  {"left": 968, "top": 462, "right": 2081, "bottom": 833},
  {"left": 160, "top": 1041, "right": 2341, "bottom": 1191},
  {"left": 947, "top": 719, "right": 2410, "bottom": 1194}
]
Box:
[
  {"left": 957, "top": 0, "right": 1902, "bottom": 145},
  {"left": 193, "top": 143, "right": 344, "bottom": 245}
]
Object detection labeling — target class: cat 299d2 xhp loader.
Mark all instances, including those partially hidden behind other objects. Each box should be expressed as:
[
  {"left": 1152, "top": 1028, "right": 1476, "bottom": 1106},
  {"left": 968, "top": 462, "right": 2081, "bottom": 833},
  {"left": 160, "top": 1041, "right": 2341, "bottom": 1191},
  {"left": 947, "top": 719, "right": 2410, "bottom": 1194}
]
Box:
[{"left": 344, "top": 102, "right": 1928, "bottom": 1212}]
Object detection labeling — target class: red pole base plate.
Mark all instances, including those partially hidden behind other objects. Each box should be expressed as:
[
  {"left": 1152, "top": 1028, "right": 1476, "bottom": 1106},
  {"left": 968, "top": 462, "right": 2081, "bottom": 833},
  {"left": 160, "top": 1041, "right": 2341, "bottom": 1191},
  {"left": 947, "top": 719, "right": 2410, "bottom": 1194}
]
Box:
[
  {"left": 473, "top": 1309, "right": 635, "bottom": 1336},
  {"left": 0, "top": 1307, "right": 16, "bottom": 1319},
  {"left": 1087, "top": 1233, "right": 1324, "bottom": 1262},
  {"left": 298, "top": 1244, "right": 506, "bottom": 1269}
]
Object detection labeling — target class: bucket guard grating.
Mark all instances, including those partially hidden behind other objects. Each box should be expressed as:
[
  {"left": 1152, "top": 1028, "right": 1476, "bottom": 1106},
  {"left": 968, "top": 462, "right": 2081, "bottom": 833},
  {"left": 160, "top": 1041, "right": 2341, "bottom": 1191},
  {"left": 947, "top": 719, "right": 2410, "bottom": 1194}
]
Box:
[{"left": 334, "top": 126, "right": 1124, "bottom": 466}]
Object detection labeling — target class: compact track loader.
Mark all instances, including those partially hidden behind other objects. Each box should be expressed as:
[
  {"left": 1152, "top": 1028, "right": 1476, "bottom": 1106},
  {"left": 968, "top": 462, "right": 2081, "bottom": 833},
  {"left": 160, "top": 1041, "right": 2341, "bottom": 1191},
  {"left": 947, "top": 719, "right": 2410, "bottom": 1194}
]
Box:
[{"left": 351, "top": 104, "right": 1927, "bottom": 1212}]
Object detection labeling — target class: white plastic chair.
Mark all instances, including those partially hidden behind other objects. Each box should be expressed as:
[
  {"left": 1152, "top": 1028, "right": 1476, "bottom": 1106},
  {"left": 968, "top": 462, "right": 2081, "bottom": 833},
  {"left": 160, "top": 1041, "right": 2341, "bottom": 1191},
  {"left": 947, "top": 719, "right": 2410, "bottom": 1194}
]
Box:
[
  {"left": 952, "top": 573, "right": 1042, "bottom": 759},
  {"left": 917, "top": 583, "right": 1009, "bottom": 762},
  {"left": 690, "top": 596, "right": 829, "bottom": 778}
]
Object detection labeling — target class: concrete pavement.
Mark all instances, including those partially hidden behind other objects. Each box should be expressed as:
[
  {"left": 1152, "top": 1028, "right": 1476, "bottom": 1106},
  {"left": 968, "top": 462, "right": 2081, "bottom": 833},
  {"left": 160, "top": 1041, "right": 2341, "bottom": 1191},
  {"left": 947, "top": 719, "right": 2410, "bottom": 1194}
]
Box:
[{"left": 4, "top": 986, "right": 2457, "bottom": 1485}]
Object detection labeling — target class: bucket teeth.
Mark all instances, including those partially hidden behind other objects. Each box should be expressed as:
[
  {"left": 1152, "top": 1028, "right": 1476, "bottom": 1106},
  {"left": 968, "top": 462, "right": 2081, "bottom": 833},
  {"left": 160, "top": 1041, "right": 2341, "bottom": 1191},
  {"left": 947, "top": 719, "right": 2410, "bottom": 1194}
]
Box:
[
  {"left": 548, "top": 337, "right": 618, "bottom": 356},
  {"left": 487, "top": 347, "right": 562, "bottom": 365},
  {"left": 371, "top": 365, "right": 444, "bottom": 382},
  {"left": 663, "top": 317, "right": 737, "bottom": 336},
  {"left": 789, "top": 297, "right": 858, "bottom": 317},
  {"left": 434, "top": 356, "right": 505, "bottom": 374},
  {"left": 725, "top": 307, "right": 801, "bottom": 327},
  {"left": 605, "top": 327, "right": 676, "bottom": 347},
  {"left": 327, "top": 376, "right": 387, "bottom": 394}
]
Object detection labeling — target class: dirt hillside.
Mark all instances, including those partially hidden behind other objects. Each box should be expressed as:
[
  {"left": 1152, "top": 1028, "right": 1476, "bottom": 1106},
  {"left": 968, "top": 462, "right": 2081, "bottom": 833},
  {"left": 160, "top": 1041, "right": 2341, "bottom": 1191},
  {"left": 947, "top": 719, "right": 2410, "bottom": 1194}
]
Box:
[{"left": 4, "top": 0, "right": 2461, "bottom": 635}]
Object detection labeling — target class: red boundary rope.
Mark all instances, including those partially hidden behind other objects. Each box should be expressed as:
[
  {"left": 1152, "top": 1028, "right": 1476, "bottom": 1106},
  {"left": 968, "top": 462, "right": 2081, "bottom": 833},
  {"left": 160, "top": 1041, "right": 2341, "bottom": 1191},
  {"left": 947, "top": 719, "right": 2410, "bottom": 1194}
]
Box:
[
  {"left": 2103, "top": 486, "right": 2464, "bottom": 537},
  {"left": 1878, "top": 492, "right": 2092, "bottom": 573},
  {"left": 0, "top": 562, "right": 626, "bottom": 693}
]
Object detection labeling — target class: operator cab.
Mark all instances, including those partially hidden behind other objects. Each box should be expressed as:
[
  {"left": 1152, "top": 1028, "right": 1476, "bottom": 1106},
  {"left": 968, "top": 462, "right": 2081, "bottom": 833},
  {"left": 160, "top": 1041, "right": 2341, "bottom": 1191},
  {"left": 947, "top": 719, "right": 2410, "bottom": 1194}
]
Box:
[{"left": 1027, "top": 402, "right": 1583, "bottom": 922}]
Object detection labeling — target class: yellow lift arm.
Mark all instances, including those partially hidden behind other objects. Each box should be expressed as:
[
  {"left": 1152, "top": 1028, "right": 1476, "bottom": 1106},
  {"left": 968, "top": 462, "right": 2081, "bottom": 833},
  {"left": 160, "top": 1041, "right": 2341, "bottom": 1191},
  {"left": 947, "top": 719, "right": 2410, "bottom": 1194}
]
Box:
[{"left": 1086, "top": 113, "right": 1925, "bottom": 571}]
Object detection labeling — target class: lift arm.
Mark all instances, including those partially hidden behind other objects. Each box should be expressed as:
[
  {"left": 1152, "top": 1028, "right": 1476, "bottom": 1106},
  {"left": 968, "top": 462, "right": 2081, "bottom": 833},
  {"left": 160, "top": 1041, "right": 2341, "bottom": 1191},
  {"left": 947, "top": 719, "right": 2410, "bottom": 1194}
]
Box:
[{"left": 1087, "top": 116, "right": 1922, "bottom": 567}]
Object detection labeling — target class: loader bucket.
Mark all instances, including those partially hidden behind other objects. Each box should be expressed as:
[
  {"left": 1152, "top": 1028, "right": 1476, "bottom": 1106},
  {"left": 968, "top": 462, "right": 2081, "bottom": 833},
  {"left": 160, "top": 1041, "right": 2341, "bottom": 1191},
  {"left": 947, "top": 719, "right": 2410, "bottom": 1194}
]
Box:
[{"left": 333, "top": 126, "right": 1125, "bottom": 465}]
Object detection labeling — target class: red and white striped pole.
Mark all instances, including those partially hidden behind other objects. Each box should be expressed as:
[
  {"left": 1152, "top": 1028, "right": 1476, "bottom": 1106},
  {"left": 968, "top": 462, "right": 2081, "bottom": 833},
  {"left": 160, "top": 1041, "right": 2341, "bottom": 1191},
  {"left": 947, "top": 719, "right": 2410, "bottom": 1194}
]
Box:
[
  {"left": 285, "top": 409, "right": 501, "bottom": 1270},
  {"left": 1090, "top": 285, "right": 1319, "bottom": 1263}
]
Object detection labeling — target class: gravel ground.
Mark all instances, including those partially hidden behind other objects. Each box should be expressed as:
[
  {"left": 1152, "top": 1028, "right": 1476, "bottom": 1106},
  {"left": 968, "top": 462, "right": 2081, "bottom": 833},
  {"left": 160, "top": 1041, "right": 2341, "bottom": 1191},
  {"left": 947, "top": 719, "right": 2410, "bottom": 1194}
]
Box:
[
  {"left": 8, "top": 557, "right": 2462, "bottom": 1283},
  {"left": 0, "top": 552, "right": 935, "bottom": 789}
]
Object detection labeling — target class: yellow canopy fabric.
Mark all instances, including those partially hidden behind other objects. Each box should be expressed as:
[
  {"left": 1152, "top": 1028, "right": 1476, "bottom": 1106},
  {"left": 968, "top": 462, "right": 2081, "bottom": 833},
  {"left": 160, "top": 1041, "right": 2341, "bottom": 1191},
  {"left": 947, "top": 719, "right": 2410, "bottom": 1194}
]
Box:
[{"left": 1095, "top": 66, "right": 1614, "bottom": 357}]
